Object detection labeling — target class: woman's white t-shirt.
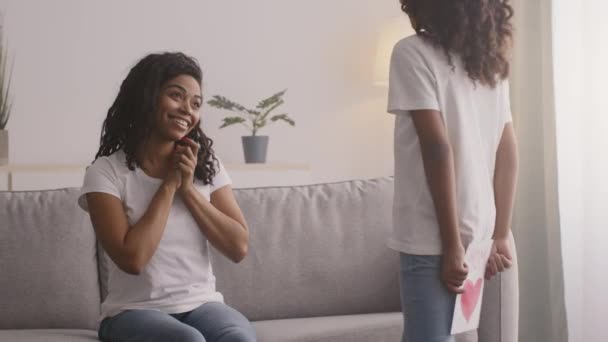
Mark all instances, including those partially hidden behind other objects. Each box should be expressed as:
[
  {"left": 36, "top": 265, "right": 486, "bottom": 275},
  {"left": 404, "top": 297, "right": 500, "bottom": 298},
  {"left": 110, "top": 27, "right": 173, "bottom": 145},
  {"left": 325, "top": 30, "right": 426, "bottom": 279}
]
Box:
[
  {"left": 78, "top": 150, "right": 231, "bottom": 320},
  {"left": 387, "top": 35, "right": 512, "bottom": 255}
]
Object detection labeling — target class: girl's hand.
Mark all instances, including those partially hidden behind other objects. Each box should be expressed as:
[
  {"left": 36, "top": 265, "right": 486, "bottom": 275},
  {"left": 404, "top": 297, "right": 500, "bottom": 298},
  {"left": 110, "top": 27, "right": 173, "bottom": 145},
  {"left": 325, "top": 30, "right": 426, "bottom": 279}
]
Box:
[
  {"left": 174, "top": 137, "right": 200, "bottom": 194},
  {"left": 441, "top": 244, "right": 469, "bottom": 293},
  {"left": 485, "top": 238, "right": 513, "bottom": 280}
]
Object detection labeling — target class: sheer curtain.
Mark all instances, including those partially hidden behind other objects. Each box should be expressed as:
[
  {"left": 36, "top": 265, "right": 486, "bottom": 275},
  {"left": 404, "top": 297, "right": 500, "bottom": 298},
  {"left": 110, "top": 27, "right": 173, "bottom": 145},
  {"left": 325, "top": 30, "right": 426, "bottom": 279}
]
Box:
[
  {"left": 553, "top": 1, "right": 608, "bottom": 342},
  {"left": 509, "top": 0, "right": 568, "bottom": 341},
  {"left": 512, "top": 0, "right": 608, "bottom": 341}
]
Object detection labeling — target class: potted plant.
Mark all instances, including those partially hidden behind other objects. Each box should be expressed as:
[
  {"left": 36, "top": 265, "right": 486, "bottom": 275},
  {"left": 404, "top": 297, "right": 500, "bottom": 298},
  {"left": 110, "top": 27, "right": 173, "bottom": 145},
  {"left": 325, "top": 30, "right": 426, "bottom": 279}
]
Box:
[
  {"left": 0, "top": 17, "right": 13, "bottom": 166},
  {"left": 208, "top": 89, "right": 295, "bottom": 163}
]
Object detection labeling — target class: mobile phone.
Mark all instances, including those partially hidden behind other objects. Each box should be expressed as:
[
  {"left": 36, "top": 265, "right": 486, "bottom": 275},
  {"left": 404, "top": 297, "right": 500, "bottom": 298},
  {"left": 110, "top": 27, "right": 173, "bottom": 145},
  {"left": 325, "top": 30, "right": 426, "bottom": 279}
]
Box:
[
  {"left": 176, "top": 129, "right": 199, "bottom": 146},
  {"left": 187, "top": 129, "right": 200, "bottom": 142}
]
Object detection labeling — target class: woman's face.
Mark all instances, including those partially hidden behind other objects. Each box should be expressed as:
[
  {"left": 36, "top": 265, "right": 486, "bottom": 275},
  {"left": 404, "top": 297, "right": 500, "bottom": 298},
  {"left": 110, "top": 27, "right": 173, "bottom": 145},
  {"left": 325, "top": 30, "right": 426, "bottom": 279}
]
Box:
[{"left": 153, "top": 74, "right": 202, "bottom": 141}]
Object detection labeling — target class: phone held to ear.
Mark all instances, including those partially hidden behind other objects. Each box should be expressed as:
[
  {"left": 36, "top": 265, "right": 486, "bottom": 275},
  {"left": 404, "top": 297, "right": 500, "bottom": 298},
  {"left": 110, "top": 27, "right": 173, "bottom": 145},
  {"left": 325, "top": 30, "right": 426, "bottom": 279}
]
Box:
[
  {"left": 176, "top": 129, "right": 199, "bottom": 147},
  {"left": 176, "top": 137, "right": 188, "bottom": 147}
]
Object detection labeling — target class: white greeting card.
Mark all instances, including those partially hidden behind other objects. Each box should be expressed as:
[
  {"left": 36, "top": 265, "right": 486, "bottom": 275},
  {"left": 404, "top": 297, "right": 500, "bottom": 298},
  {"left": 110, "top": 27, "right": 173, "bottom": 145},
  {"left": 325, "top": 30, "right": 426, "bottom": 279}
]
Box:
[{"left": 450, "top": 238, "right": 493, "bottom": 335}]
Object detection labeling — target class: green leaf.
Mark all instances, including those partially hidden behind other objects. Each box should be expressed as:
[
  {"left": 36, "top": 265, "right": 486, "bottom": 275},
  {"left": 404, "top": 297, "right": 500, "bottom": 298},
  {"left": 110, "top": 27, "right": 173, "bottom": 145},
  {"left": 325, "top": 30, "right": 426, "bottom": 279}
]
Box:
[
  {"left": 256, "top": 89, "right": 287, "bottom": 109},
  {"left": 219, "top": 116, "right": 247, "bottom": 129},
  {"left": 0, "top": 26, "right": 13, "bottom": 130},
  {"left": 207, "top": 95, "right": 247, "bottom": 112},
  {"left": 246, "top": 109, "right": 261, "bottom": 116},
  {"left": 0, "top": 60, "right": 12, "bottom": 129},
  {"left": 270, "top": 114, "right": 295, "bottom": 126},
  {"left": 260, "top": 99, "right": 284, "bottom": 120}
]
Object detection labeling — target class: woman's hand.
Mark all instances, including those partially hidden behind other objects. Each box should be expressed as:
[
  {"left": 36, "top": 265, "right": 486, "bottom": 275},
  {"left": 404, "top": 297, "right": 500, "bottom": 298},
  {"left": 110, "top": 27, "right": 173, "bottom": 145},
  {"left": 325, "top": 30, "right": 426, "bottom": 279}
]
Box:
[
  {"left": 174, "top": 137, "right": 200, "bottom": 194},
  {"left": 441, "top": 244, "right": 469, "bottom": 293},
  {"left": 163, "top": 154, "right": 182, "bottom": 192},
  {"left": 485, "top": 238, "right": 513, "bottom": 280}
]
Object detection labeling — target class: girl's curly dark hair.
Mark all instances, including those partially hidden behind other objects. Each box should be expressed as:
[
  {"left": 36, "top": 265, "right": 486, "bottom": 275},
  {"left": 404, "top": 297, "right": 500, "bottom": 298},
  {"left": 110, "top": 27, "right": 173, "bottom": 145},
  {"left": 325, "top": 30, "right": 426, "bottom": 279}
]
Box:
[
  {"left": 400, "top": 0, "right": 514, "bottom": 88},
  {"left": 94, "top": 52, "right": 218, "bottom": 185}
]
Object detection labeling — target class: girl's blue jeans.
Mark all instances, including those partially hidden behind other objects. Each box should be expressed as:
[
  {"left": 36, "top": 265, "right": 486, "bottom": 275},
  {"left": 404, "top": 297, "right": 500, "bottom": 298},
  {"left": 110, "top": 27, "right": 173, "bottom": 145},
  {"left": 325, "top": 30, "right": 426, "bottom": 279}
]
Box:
[{"left": 399, "top": 253, "right": 460, "bottom": 342}]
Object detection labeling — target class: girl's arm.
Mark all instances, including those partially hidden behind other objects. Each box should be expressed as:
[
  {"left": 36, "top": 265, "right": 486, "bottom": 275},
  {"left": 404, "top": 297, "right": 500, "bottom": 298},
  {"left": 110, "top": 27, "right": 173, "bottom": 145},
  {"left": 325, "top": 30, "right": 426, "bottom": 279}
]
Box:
[
  {"left": 86, "top": 177, "right": 179, "bottom": 275},
  {"left": 485, "top": 122, "right": 518, "bottom": 279},
  {"left": 411, "top": 110, "right": 462, "bottom": 252},
  {"left": 180, "top": 185, "right": 249, "bottom": 263},
  {"left": 493, "top": 122, "right": 518, "bottom": 240},
  {"left": 411, "top": 109, "right": 468, "bottom": 293}
]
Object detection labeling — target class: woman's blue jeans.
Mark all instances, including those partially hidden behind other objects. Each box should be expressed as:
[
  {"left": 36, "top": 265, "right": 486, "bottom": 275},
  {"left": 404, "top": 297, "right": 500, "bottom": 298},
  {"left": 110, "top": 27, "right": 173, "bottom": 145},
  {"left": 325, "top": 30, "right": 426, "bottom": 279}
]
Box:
[{"left": 98, "top": 302, "right": 257, "bottom": 342}]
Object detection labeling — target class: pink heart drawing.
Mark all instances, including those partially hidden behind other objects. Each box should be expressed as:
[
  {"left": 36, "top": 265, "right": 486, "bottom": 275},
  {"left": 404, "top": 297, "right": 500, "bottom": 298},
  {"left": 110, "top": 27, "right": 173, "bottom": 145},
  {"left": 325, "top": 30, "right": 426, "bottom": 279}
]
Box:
[{"left": 461, "top": 278, "right": 483, "bottom": 322}]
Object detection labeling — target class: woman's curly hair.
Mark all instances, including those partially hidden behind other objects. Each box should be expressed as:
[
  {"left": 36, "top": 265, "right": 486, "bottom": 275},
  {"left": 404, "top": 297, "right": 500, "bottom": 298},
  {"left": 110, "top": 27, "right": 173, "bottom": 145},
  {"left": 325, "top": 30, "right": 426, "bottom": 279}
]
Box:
[
  {"left": 94, "top": 52, "right": 218, "bottom": 185},
  {"left": 400, "top": 0, "right": 514, "bottom": 88}
]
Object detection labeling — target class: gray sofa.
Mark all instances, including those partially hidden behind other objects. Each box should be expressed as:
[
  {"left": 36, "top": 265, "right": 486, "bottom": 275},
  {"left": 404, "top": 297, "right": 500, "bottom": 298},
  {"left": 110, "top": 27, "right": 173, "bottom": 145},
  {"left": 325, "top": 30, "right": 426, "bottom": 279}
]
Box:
[{"left": 0, "top": 177, "right": 516, "bottom": 341}]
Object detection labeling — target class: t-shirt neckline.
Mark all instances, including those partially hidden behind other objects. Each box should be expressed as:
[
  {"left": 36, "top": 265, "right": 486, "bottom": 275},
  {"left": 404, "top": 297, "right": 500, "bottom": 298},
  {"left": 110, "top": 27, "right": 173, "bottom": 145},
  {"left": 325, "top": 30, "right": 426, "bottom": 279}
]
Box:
[{"left": 135, "top": 167, "right": 164, "bottom": 184}]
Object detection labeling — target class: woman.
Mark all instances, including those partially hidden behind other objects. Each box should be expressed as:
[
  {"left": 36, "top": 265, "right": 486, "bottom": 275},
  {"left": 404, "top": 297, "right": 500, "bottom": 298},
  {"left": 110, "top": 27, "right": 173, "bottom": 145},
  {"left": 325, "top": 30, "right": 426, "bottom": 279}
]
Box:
[
  {"left": 387, "top": 0, "right": 518, "bottom": 341},
  {"left": 79, "top": 52, "right": 257, "bottom": 342}
]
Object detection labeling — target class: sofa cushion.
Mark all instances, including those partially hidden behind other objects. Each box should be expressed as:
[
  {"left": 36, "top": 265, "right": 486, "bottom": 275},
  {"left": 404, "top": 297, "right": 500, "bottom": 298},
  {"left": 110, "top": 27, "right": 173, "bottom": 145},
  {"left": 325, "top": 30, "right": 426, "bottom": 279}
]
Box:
[
  {"left": 252, "top": 312, "right": 402, "bottom": 342},
  {"left": 0, "top": 329, "right": 98, "bottom": 341},
  {"left": 212, "top": 177, "right": 400, "bottom": 321},
  {"left": 0, "top": 188, "right": 100, "bottom": 330}
]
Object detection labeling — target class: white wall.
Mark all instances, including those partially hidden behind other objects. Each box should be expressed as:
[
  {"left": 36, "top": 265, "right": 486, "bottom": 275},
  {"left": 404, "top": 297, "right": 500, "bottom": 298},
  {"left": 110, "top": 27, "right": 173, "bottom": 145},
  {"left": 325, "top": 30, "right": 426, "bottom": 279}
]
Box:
[{"left": 0, "top": 0, "right": 407, "bottom": 185}]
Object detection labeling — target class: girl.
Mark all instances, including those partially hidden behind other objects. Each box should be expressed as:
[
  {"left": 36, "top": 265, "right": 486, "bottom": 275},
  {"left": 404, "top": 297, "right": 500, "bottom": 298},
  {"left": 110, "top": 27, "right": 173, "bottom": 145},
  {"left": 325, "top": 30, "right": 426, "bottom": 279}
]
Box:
[
  {"left": 387, "top": 1, "right": 518, "bottom": 341},
  {"left": 79, "top": 52, "right": 257, "bottom": 342}
]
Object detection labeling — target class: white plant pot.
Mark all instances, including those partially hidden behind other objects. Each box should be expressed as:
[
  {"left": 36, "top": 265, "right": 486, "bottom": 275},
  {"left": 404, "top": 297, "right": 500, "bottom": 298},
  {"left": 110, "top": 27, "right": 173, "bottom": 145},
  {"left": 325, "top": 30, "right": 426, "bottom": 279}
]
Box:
[{"left": 0, "top": 129, "right": 7, "bottom": 166}]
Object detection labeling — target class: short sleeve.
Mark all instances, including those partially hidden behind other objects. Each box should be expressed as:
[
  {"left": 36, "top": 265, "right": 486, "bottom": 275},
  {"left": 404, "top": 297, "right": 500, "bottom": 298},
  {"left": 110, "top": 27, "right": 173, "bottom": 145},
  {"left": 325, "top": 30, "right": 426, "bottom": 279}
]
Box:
[
  {"left": 78, "top": 157, "right": 122, "bottom": 212},
  {"left": 388, "top": 38, "right": 440, "bottom": 114},
  {"left": 210, "top": 158, "right": 232, "bottom": 194},
  {"left": 501, "top": 80, "right": 513, "bottom": 124}
]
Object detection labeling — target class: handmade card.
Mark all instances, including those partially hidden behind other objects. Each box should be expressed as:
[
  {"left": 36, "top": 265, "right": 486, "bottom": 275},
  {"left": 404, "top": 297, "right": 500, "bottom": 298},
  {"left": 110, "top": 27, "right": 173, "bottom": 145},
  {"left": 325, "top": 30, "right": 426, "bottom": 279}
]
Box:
[{"left": 450, "top": 238, "right": 493, "bottom": 335}]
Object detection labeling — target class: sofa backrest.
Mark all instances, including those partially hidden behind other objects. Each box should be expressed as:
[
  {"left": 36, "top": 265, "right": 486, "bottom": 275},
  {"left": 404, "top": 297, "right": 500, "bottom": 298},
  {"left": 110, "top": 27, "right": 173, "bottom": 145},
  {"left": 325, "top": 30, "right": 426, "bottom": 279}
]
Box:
[
  {"left": 0, "top": 188, "right": 100, "bottom": 330},
  {"left": 0, "top": 177, "right": 400, "bottom": 327},
  {"left": 212, "top": 177, "right": 401, "bottom": 321}
]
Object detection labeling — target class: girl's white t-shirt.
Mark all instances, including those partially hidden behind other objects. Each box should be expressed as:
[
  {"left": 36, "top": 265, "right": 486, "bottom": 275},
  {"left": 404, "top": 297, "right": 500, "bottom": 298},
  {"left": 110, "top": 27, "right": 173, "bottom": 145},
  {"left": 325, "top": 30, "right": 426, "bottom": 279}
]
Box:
[
  {"left": 387, "top": 35, "right": 512, "bottom": 255},
  {"left": 78, "top": 149, "right": 231, "bottom": 320}
]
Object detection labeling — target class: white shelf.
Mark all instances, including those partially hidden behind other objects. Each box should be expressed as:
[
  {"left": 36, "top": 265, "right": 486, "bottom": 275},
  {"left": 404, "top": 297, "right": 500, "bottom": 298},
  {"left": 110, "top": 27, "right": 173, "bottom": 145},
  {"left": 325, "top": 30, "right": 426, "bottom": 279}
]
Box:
[
  {"left": 224, "top": 162, "right": 310, "bottom": 172},
  {"left": 0, "top": 165, "right": 86, "bottom": 191},
  {"left": 0, "top": 162, "right": 311, "bottom": 191},
  {"left": 226, "top": 163, "right": 311, "bottom": 189},
  {"left": 0, "top": 162, "right": 310, "bottom": 172},
  {"left": 0, "top": 164, "right": 87, "bottom": 172}
]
